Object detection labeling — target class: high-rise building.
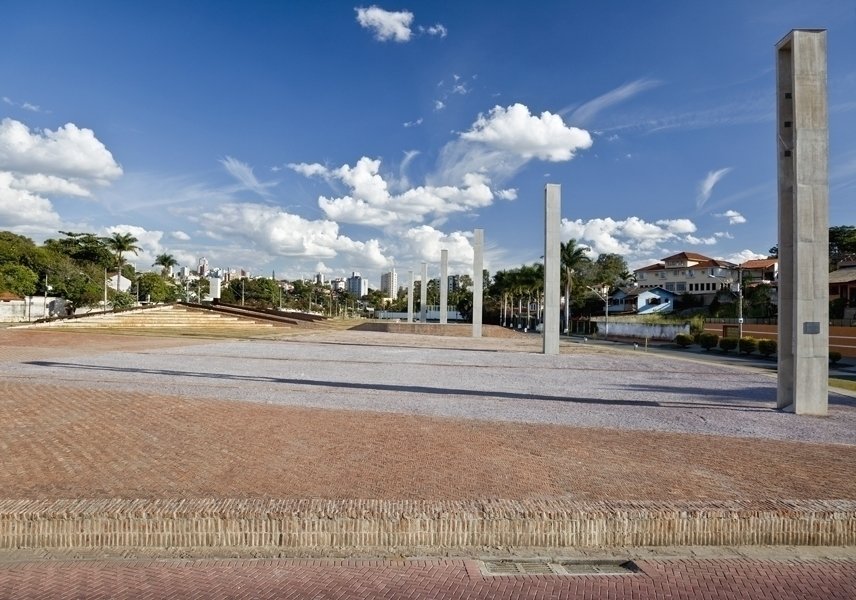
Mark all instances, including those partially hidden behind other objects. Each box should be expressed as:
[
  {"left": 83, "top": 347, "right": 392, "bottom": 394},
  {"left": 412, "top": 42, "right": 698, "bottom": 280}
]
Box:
[
  {"left": 380, "top": 269, "right": 398, "bottom": 298},
  {"left": 346, "top": 272, "right": 368, "bottom": 297}
]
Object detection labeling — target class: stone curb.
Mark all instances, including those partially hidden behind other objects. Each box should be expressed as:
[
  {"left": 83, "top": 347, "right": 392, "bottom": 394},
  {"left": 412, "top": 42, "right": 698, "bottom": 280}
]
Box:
[{"left": 2, "top": 499, "right": 854, "bottom": 551}]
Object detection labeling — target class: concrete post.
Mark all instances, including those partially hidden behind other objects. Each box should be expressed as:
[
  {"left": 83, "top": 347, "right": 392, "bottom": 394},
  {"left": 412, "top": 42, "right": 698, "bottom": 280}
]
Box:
[
  {"left": 776, "top": 29, "right": 829, "bottom": 415},
  {"left": 440, "top": 250, "right": 449, "bottom": 324},
  {"left": 420, "top": 262, "right": 428, "bottom": 323},
  {"left": 407, "top": 270, "right": 414, "bottom": 323},
  {"left": 472, "top": 229, "right": 484, "bottom": 338},
  {"left": 543, "top": 184, "right": 561, "bottom": 355}
]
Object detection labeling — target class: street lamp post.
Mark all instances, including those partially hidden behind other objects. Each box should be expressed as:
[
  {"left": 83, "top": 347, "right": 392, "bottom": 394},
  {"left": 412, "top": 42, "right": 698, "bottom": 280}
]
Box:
[
  {"left": 709, "top": 268, "right": 743, "bottom": 340},
  {"left": 587, "top": 284, "right": 610, "bottom": 339}
]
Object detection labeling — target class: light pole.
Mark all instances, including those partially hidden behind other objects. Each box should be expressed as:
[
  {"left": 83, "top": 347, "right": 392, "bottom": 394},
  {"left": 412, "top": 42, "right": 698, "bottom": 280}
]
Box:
[
  {"left": 587, "top": 284, "right": 610, "bottom": 339},
  {"left": 709, "top": 268, "right": 743, "bottom": 339}
]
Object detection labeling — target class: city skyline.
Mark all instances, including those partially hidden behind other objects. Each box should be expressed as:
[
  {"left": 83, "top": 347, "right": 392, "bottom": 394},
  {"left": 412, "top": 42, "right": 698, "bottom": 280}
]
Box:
[{"left": 1, "top": 1, "right": 855, "bottom": 283}]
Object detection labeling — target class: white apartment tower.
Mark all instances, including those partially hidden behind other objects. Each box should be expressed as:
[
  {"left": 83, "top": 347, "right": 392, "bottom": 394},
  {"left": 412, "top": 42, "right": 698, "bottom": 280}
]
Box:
[{"left": 380, "top": 269, "right": 398, "bottom": 299}]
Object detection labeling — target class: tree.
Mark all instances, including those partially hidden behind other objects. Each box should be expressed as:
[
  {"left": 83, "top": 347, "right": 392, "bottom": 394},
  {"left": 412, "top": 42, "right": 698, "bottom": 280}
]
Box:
[
  {"left": 592, "top": 253, "right": 629, "bottom": 286},
  {"left": 0, "top": 264, "right": 38, "bottom": 296},
  {"left": 44, "top": 232, "right": 112, "bottom": 268},
  {"left": 103, "top": 232, "right": 141, "bottom": 292},
  {"left": 153, "top": 253, "right": 178, "bottom": 277},
  {"left": 560, "top": 239, "right": 590, "bottom": 333},
  {"left": 137, "top": 272, "right": 179, "bottom": 303}
]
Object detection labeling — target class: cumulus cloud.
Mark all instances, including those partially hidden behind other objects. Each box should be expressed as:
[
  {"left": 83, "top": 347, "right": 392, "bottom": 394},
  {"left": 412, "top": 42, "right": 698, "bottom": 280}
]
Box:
[
  {"left": 290, "top": 157, "right": 499, "bottom": 227},
  {"left": 0, "top": 118, "right": 122, "bottom": 233},
  {"left": 560, "top": 216, "right": 702, "bottom": 257},
  {"left": 0, "top": 118, "right": 122, "bottom": 182},
  {"left": 0, "top": 171, "right": 62, "bottom": 231},
  {"left": 433, "top": 103, "right": 592, "bottom": 186},
  {"left": 461, "top": 103, "right": 592, "bottom": 162},
  {"left": 434, "top": 100, "right": 446, "bottom": 111},
  {"left": 170, "top": 230, "right": 191, "bottom": 241},
  {"left": 355, "top": 6, "right": 414, "bottom": 42},
  {"left": 398, "top": 225, "right": 474, "bottom": 266},
  {"left": 723, "top": 249, "right": 768, "bottom": 265},
  {"left": 716, "top": 209, "right": 746, "bottom": 225},
  {"left": 697, "top": 167, "right": 732, "bottom": 208},
  {"left": 403, "top": 118, "right": 423, "bottom": 128},
  {"left": 192, "top": 202, "right": 391, "bottom": 268},
  {"left": 685, "top": 234, "right": 717, "bottom": 245}
]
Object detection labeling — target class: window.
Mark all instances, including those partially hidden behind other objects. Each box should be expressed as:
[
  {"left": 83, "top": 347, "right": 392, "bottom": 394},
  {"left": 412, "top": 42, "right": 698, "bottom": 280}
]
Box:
[
  {"left": 676, "top": 283, "right": 686, "bottom": 292},
  {"left": 665, "top": 282, "right": 675, "bottom": 292}
]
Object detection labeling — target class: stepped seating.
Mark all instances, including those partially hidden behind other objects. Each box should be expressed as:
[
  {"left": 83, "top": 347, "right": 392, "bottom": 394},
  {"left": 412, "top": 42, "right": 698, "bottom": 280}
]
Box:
[{"left": 36, "top": 305, "right": 278, "bottom": 331}]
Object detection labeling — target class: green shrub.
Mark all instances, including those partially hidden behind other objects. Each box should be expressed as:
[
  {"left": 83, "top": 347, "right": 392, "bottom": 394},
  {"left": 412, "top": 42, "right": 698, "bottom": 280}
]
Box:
[
  {"left": 674, "top": 333, "right": 693, "bottom": 348},
  {"left": 738, "top": 336, "right": 757, "bottom": 355},
  {"left": 699, "top": 332, "right": 719, "bottom": 351},
  {"left": 757, "top": 339, "right": 777, "bottom": 357},
  {"left": 830, "top": 351, "right": 842, "bottom": 365},
  {"left": 719, "top": 337, "right": 738, "bottom": 353}
]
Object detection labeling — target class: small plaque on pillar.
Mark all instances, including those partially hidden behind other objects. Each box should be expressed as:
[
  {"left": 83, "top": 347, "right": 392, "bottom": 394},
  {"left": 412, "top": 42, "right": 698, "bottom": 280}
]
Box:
[{"left": 802, "top": 321, "right": 820, "bottom": 335}]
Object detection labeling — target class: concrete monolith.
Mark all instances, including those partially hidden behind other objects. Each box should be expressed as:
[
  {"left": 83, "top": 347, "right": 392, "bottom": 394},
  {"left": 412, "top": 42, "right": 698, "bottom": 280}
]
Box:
[
  {"left": 543, "top": 185, "right": 561, "bottom": 355},
  {"left": 776, "top": 29, "right": 829, "bottom": 415},
  {"left": 473, "top": 229, "right": 484, "bottom": 338}
]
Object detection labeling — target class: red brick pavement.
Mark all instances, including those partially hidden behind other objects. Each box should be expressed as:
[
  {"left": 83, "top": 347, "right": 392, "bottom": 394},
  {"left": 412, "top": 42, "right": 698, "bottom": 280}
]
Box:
[{"left": 1, "top": 557, "right": 854, "bottom": 599}]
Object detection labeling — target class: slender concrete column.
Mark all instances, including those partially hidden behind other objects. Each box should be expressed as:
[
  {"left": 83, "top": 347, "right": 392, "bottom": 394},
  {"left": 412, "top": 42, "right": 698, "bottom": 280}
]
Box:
[
  {"left": 407, "top": 270, "right": 414, "bottom": 323},
  {"left": 420, "top": 262, "right": 428, "bottom": 323},
  {"left": 776, "top": 29, "right": 829, "bottom": 415},
  {"left": 439, "top": 250, "right": 449, "bottom": 324},
  {"left": 472, "top": 229, "right": 484, "bottom": 338},
  {"left": 543, "top": 184, "right": 561, "bottom": 355}
]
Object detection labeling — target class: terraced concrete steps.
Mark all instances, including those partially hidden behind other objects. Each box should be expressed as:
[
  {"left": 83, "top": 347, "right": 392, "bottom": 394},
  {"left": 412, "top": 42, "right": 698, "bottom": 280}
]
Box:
[{"left": 31, "top": 305, "right": 278, "bottom": 330}]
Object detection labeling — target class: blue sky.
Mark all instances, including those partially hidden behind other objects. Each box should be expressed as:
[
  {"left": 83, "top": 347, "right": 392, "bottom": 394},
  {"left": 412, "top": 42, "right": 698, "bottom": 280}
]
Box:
[{"left": 1, "top": 1, "right": 855, "bottom": 285}]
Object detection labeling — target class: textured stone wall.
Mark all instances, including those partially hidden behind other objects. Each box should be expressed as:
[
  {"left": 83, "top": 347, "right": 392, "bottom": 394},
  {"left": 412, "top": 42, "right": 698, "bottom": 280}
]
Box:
[{"left": 2, "top": 499, "right": 854, "bottom": 550}]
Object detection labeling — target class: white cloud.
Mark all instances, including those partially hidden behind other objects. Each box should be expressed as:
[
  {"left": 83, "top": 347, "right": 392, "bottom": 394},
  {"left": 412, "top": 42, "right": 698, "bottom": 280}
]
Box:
[
  {"left": 21, "top": 102, "right": 41, "bottom": 113},
  {"left": 420, "top": 24, "right": 448, "bottom": 38},
  {"left": 697, "top": 167, "right": 732, "bottom": 208},
  {"left": 434, "top": 100, "right": 446, "bottom": 111},
  {"left": 9, "top": 173, "right": 92, "bottom": 197},
  {"left": 192, "top": 202, "right": 391, "bottom": 268},
  {"left": 722, "top": 249, "right": 767, "bottom": 265},
  {"left": 355, "top": 6, "right": 414, "bottom": 42},
  {"left": 170, "top": 230, "right": 191, "bottom": 241},
  {"left": 461, "top": 103, "right": 592, "bottom": 162},
  {"left": 716, "top": 209, "right": 746, "bottom": 225},
  {"left": 655, "top": 218, "right": 696, "bottom": 234},
  {"left": 291, "top": 157, "right": 499, "bottom": 227},
  {"left": 560, "top": 216, "right": 701, "bottom": 257},
  {"left": 685, "top": 234, "right": 717, "bottom": 245},
  {"left": 403, "top": 118, "right": 423, "bottom": 128},
  {"left": 496, "top": 188, "right": 517, "bottom": 200},
  {"left": 0, "top": 118, "right": 122, "bottom": 183},
  {"left": 0, "top": 118, "right": 122, "bottom": 234},
  {"left": 714, "top": 231, "right": 733, "bottom": 239},
  {"left": 398, "top": 225, "right": 474, "bottom": 266},
  {"left": 220, "top": 156, "right": 276, "bottom": 197},
  {"left": 0, "top": 171, "right": 61, "bottom": 231},
  {"left": 567, "top": 78, "right": 661, "bottom": 126}
]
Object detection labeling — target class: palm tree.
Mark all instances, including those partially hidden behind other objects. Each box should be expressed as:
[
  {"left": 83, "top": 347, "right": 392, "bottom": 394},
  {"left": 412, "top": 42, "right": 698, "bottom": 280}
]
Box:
[
  {"left": 153, "top": 253, "right": 178, "bottom": 277},
  {"left": 104, "top": 232, "right": 141, "bottom": 292},
  {"left": 561, "top": 239, "right": 590, "bottom": 334}
]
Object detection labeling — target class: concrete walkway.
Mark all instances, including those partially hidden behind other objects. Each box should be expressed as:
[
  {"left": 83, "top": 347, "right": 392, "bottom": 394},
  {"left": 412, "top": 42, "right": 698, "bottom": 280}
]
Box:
[{"left": 0, "top": 326, "right": 854, "bottom": 597}]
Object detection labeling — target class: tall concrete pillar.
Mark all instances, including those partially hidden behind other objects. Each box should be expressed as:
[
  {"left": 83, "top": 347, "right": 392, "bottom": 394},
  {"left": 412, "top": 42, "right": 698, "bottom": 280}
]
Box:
[
  {"left": 420, "top": 262, "right": 428, "bottom": 323},
  {"left": 407, "top": 270, "right": 414, "bottom": 323},
  {"left": 472, "top": 229, "right": 484, "bottom": 338},
  {"left": 439, "top": 249, "right": 449, "bottom": 324},
  {"left": 543, "top": 184, "right": 561, "bottom": 355},
  {"left": 776, "top": 29, "right": 829, "bottom": 415}
]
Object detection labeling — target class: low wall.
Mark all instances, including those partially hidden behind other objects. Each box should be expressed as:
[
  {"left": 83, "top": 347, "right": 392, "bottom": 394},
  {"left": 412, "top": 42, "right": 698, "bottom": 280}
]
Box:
[
  {"left": 591, "top": 319, "right": 690, "bottom": 341},
  {"left": 351, "top": 322, "right": 522, "bottom": 339},
  {"left": 2, "top": 499, "right": 854, "bottom": 550}
]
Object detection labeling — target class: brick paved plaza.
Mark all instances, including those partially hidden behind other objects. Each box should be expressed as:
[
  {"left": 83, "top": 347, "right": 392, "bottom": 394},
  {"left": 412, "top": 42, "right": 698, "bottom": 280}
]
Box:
[{"left": 1, "top": 324, "right": 854, "bottom": 598}]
